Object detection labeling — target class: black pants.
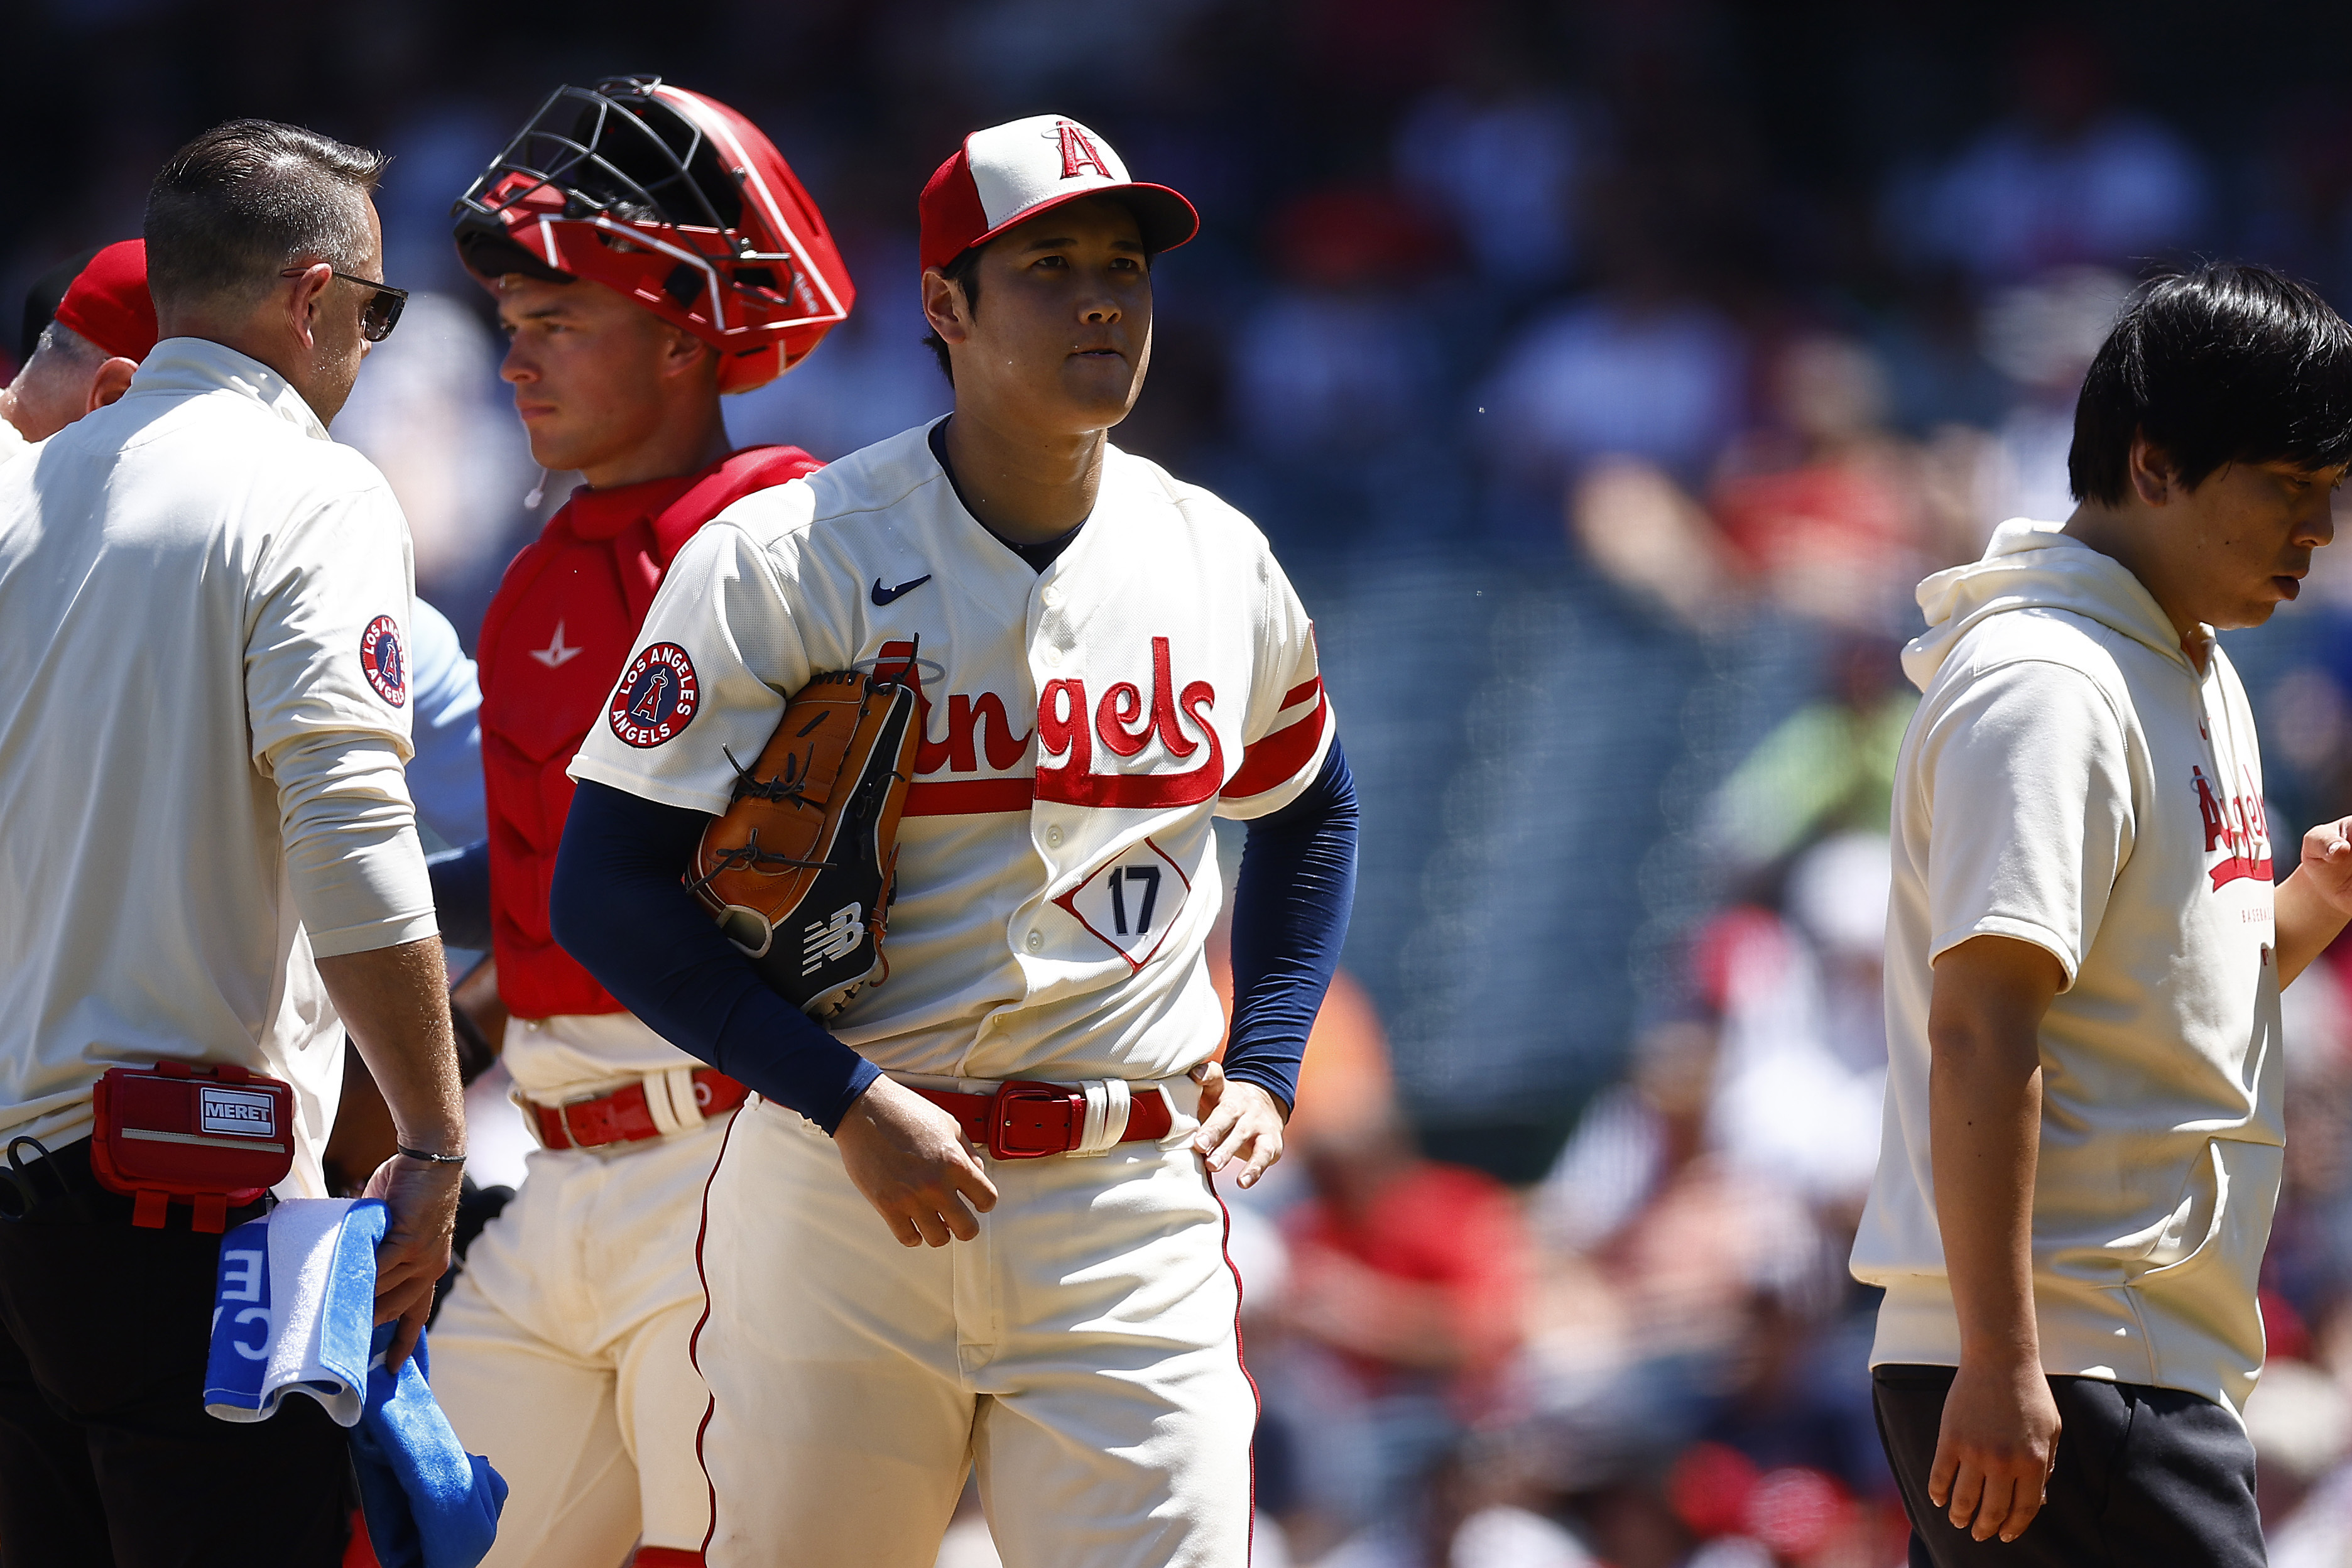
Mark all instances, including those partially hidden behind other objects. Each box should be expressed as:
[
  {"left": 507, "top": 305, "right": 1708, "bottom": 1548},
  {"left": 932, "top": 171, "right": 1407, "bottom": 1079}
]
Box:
[
  {"left": 0, "top": 1138, "right": 351, "bottom": 1567},
  {"left": 1873, "top": 1363, "right": 2264, "bottom": 1567}
]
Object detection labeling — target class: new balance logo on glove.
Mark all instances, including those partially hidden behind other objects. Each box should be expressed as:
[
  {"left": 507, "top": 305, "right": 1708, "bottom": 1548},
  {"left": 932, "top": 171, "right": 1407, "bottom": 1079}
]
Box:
[{"left": 802, "top": 903, "right": 865, "bottom": 974}]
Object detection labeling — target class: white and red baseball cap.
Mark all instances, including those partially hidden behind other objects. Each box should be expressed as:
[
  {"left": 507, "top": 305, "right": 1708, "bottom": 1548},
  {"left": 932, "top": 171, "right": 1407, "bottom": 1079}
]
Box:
[{"left": 919, "top": 114, "right": 1199, "bottom": 275}]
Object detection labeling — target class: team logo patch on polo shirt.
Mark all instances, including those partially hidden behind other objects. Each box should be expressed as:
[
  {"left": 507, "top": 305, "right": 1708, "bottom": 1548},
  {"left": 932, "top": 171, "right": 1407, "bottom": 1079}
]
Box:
[
  {"left": 359, "top": 615, "right": 406, "bottom": 707},
  {"left": 609, "top": 643, "right": 701, "bottom": 748}
]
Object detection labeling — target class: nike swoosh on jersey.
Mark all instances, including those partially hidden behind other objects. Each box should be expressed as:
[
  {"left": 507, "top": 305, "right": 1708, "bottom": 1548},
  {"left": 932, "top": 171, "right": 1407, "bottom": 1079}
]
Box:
[{"left": 870, "top": 574, "right": 933, "bottom": 606}]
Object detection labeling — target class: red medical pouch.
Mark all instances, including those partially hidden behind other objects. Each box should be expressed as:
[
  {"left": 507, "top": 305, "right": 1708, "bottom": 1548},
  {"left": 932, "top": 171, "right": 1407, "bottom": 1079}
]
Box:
[{"left": 89, "top": 1062, "right": 295, "bottom": 1233}]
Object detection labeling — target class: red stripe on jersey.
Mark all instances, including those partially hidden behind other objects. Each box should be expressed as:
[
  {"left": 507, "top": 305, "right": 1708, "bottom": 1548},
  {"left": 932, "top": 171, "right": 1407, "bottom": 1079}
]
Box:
[
  {"left": 1035, "top": 754, "right": 1226, "bottom": 809},
  {"left": 903, "top": 777, "right": 1037, "bottom": 815},
  {"left": 1222, "top": 695, "right": 1327, "bottom": 800},
  {"left": 1279, "top": 675, "right": 1322, "bottom": 710}
]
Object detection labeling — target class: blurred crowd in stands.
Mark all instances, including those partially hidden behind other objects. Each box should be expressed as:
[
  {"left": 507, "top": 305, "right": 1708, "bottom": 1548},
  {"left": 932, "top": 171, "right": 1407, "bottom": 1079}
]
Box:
[{"left": 23, "top": 0, "right": 2352, "bottom": 1562}]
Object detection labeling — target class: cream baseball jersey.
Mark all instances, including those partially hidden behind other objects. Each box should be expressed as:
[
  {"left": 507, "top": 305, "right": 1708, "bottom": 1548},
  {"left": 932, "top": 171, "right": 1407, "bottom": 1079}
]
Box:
[{"left": 570, "top": 418, "right": 1333, "bottom": 1085}]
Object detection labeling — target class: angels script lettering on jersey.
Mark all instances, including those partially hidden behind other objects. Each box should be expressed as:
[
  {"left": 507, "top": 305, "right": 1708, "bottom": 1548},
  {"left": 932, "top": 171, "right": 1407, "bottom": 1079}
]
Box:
[
  {"left": 876, "top": 636, "right": 1224, "bottom": 811},
  {"left": 1037, "top": 634, "right": 1222, "bottom": 809}
]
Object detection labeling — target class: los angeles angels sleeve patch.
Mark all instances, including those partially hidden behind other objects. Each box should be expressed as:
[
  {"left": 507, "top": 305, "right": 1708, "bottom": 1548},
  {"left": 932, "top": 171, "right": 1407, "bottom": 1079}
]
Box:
[
  {"left": 359, "top": 614, "right": 407, "bottom": 707},
  {"left": 608, "top": 643, "right": 702, "bottom": 748}
]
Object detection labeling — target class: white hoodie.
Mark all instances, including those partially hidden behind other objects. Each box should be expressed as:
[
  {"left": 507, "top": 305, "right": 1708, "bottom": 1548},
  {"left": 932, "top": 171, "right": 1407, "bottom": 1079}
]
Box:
[{"left": 1852, "top": 519, "right": 2284, "bottom": 1421}]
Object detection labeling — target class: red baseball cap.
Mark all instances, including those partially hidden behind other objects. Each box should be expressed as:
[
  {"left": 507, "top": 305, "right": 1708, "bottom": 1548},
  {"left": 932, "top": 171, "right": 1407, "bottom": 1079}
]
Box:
[
  {"left": 919, "top": 115, "right": 1197, "bottom": 275},
  {"left": 52, "top": 241, "right": 158, "bottom": 363}
]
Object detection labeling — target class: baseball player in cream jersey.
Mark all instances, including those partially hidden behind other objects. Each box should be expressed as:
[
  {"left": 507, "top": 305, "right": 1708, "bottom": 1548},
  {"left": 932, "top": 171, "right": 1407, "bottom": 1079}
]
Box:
[{"left": 551, "top": 116, "right": 1359, "bottom": 1565}]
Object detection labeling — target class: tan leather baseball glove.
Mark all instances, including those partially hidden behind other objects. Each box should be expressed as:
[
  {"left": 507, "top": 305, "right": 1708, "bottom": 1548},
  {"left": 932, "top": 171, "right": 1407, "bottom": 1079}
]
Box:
[{"left": 687, "top": 660, "right": 921, "bottom": 1016}]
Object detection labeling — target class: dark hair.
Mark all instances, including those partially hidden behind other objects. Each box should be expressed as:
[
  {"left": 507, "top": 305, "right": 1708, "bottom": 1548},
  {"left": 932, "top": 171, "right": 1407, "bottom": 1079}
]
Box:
[
  {"left": 2069, "top": 262, "right": 2352, "bottom": 505},
  {"left": 921, "top": 247, "right": 986, "bottom": 384},
  {"left": 144, "top": 119, "right": 387, "bottom": 312}
]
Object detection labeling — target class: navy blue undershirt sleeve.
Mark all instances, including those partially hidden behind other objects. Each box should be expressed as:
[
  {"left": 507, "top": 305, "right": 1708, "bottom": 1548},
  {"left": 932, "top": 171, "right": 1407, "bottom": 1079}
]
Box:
[
  {"left": 1223, "top": 739, "right": 1358, "bottom": 1113},
  {"left": 549, "top": 781, "right": 882, "bottom": 1131},
  {"left": 425, "top": 839, "right": 493, "bottom": 952}
]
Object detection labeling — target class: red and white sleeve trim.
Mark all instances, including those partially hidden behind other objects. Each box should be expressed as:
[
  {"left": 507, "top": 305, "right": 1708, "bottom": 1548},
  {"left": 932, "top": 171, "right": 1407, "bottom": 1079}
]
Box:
[{"left": 1218, "top": 676, "right": 1333, "bottom": 816}]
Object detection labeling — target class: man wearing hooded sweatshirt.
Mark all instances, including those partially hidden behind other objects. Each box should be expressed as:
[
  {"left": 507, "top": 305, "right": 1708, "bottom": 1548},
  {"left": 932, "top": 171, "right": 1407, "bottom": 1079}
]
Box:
[{"left": 1854, "top": 263, "right": 2352, "bottom": 1567}]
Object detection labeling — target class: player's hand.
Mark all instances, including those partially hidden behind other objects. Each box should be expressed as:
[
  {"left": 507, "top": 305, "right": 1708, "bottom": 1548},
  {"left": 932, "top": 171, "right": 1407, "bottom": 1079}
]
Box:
[
  {"left": 2299, "top": 815, "right": 2352, "bottom": 917},
  {"left": 834, "top": 1075, "right": 1000, "bottom": 1248},
  {"left": 1189, "top": 1060, "right": 1288, "bottom": 1189},
  {"left": 1927, "top": 1354, "right": 2061, "bottom": 1544},
  {"left": 363, "top": 1152, "right": 464, "bottom": 1372}
]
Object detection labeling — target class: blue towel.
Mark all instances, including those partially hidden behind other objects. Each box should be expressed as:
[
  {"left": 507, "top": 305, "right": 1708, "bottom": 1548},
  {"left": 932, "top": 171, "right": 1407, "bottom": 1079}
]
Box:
[
  {"left": 205, "top": 1198, "right": 382, "bottom": 1423},
  {"left": 205, "top": 1199, "right": 506, "bottom": 1568},
  {"left": 351, "top": 1322, "right": 508, "bottom": 1568}
]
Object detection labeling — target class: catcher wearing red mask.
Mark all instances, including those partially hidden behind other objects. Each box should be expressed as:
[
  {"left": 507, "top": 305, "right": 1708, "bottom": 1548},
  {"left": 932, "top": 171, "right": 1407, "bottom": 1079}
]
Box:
[{"left": 425, "top": 76, "right": 852, "bottom": 1568}]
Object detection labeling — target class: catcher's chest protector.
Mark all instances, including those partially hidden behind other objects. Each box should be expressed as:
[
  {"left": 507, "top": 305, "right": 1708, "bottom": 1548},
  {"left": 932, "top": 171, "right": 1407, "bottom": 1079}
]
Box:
[
  {"left": 477, "top": 445, "right": 820, "bottom": 1020},
  {"left": 689, "top": 665, "right": 921, "bottom": 1015}
]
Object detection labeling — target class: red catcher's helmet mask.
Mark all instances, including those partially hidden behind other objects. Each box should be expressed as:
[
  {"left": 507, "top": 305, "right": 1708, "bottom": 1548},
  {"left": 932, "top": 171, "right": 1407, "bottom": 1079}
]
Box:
[{"left": 453, "top": 76, "right": 853, "bottom": 393}]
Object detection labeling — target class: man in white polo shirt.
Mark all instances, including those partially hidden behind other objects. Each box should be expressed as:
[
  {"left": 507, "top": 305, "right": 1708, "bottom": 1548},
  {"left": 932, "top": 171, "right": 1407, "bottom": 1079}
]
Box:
[
  {"left": 1855, "top": 262, "right": 2352, "bottom": 1565},
  {"left": 0, "top": 120, "right": 465, "bottom": 1566}
]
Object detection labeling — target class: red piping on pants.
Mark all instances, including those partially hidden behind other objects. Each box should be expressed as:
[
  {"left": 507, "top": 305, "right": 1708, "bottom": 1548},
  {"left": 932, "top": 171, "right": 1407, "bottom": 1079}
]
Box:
[{"left": 687, "top": 1105, "right": 744, "bottom": 1564}]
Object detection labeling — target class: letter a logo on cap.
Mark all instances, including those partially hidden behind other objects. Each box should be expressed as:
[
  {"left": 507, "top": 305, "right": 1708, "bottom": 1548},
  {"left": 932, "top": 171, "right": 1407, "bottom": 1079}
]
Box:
[{"left": 1055, "top": 122, "right": 1112, "bottom": 181}]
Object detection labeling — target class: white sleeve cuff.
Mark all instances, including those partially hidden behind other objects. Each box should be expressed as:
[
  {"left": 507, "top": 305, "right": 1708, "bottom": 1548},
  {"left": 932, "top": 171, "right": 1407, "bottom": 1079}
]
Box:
[{"left": 271, "top": 732, "right": 438, "bottom": 956}]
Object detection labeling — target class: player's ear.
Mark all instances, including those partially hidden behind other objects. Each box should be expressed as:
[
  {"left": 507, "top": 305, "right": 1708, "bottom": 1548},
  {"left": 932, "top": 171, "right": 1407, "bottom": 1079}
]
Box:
[
  {"left": 658, "top": 323, "right": 719, "bottom": 384},
  {"left": 87, "top": 357, "right": 138, "bottom": 413},
  {"left": 921, "top": 268, "right": 974, "bottom": 347}
]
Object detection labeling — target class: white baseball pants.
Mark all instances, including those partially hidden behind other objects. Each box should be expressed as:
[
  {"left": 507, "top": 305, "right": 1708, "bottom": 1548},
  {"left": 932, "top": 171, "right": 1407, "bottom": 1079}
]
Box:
[
  {"left": 696, "top": 1092, "right": 1257, "bottom": 1567},
  {"left": 432, "top": 1115, "right": 731, "bottom": 1565}
]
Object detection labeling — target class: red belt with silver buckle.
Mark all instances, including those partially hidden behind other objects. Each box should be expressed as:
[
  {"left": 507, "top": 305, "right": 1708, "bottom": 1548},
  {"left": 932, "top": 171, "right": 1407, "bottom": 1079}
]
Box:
[
  {"left": 528, "top": 1070, "right": 749, "bottom": 1151},
  {"left": 908, "top": 1080, "right": 1175, "bottom": 1161}
]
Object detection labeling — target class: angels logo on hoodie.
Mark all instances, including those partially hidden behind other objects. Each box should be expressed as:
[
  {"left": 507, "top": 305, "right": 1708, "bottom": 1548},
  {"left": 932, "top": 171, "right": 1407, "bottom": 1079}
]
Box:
[{"left": 2194, "top": 765, "right": 2273, "bottom": 891}]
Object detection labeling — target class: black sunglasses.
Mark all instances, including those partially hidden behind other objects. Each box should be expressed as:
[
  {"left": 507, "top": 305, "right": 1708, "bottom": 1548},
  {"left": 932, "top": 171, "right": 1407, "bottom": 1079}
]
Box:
[{"left": 280, "top": 267, "right": 408, "bottom": 342}]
